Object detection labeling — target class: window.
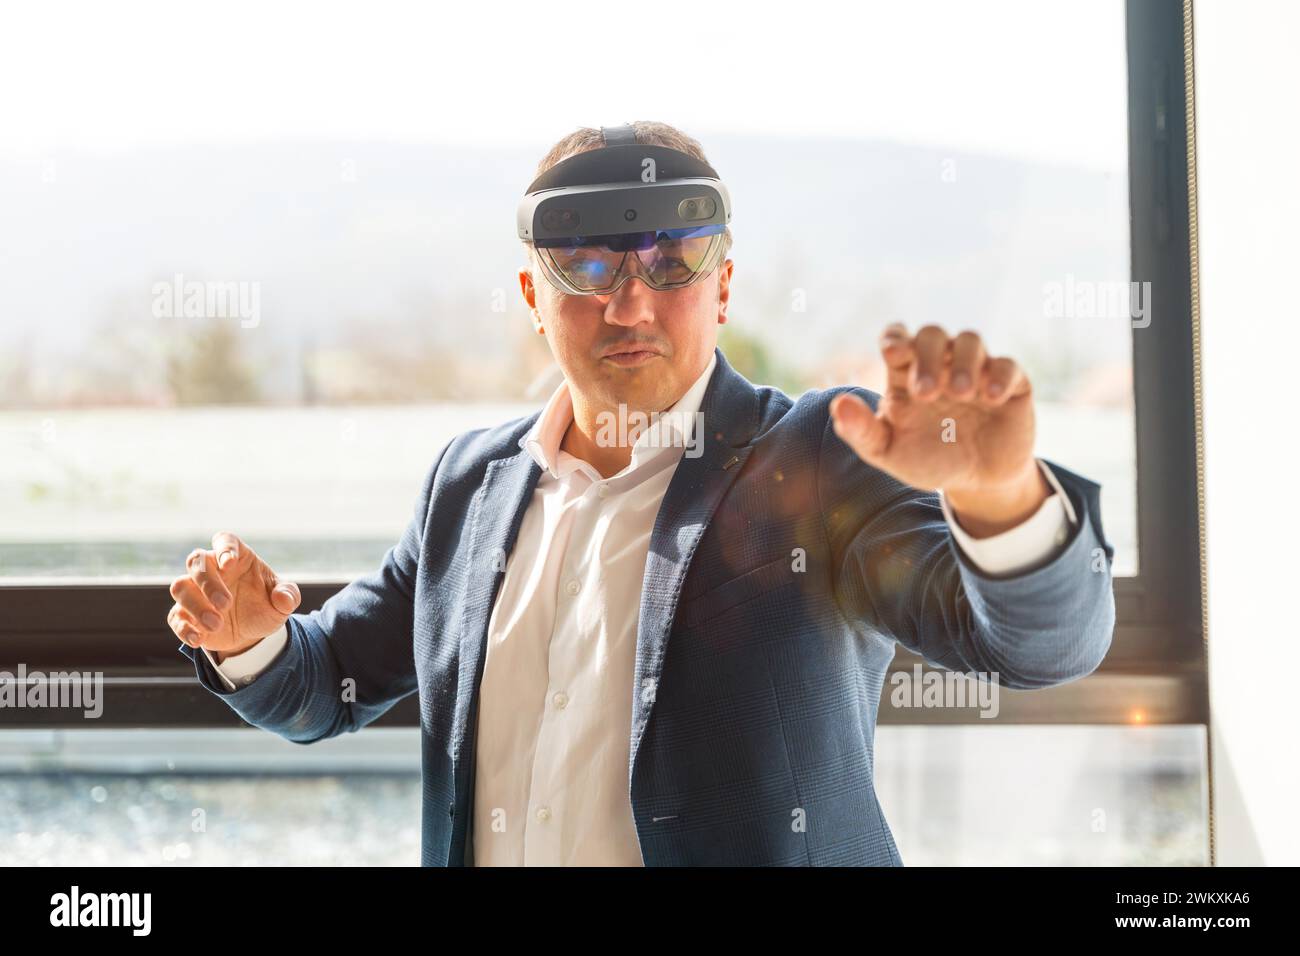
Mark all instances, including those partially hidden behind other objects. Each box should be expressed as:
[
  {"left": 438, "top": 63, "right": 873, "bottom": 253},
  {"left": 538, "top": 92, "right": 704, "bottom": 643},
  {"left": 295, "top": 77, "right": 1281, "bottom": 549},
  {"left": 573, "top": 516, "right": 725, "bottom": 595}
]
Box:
[{"left": 0, "top": 0, "right": 1207, "bottom": 865}]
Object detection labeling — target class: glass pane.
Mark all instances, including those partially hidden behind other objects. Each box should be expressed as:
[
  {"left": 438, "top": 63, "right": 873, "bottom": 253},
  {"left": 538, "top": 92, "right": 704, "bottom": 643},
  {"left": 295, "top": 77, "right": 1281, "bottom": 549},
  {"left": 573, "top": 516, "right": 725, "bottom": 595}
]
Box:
[
  {"left": 875, "top": 726, "right": 1208, "bottom": 865},
  {"left": 0, "top": 0, "right": 1135, "bottom": 581},
  {"left": 0, "top": 726, "right": 1205, "bottom": 865},
  {"left": 0, "top": 729, "right": 422, "bottom": 865}
]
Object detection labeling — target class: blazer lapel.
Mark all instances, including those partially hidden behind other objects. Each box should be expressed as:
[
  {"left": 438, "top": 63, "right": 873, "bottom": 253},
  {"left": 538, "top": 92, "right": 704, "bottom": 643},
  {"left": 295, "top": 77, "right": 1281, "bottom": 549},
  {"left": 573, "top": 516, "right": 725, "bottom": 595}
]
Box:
[
  {"left": 629, "top": 347, "right": 762, "bottom": 783},
  {"left": 450, "top": 446, "right": 542, "bottom": 785}
]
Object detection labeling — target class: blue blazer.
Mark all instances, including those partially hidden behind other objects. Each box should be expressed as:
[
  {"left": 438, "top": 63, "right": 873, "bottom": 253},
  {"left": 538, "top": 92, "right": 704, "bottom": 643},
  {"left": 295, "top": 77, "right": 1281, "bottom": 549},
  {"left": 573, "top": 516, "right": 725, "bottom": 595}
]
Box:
[{"left": 179, "top": 346, "right": 1115, "bottom": 865}]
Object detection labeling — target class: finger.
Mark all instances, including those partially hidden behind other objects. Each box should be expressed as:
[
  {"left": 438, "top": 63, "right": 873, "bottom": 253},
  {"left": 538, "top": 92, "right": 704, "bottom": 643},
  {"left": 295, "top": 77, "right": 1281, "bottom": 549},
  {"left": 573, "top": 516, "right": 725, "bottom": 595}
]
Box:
[
  {"left": 878, "top": 322, "right": 909, "bottom": 353},
  {"left": 170, "top": 575, "right": 224, "bottom": 632},
  {"left": 911, "top": 325, "right": 950, "bottom": 401},
  {"left": 980, "top": 356, "right": 1027, "bottom": 406},
  {"left": 167, "top": 603, "right": 204, "bottom": 647},
  {"left": 947, "top": 330, "right": 985, "bottom": 400},
  {"left": 211, "top": 531, "right": 247, "bottom": 573},
  {"left": 188, "top": 546, "right": 233, "bottom": 611},
  {"left": 830, "top": 392, "right": 893, "bottom": 465},
  {"left": 268, "top": 576, "right": 302, "bottom": 615},
  {"left": 878, "top": 324, "right": 914, "bottom": 393}
]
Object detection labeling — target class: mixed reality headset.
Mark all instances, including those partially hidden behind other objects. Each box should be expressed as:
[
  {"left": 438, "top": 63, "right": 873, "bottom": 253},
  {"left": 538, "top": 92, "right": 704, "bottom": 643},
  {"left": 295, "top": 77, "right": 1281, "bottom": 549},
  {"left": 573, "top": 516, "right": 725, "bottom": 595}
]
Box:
[{"left": 517, "top": 123, "right": 732, "bottom": 295}]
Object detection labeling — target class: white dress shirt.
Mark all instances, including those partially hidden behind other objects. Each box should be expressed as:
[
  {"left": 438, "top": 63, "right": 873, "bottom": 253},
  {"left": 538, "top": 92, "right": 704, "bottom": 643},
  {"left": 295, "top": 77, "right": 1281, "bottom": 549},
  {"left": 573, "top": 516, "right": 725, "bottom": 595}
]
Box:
[{"left": 204, "top": 356, "right": 1074, "bottom": 866}]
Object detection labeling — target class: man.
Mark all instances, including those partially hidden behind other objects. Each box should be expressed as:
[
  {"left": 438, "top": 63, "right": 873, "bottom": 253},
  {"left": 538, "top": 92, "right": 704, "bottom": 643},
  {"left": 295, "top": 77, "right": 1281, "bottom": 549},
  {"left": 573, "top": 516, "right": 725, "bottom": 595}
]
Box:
[{"left": 167, "top": 121, "right": 1114, "bottom": 866}]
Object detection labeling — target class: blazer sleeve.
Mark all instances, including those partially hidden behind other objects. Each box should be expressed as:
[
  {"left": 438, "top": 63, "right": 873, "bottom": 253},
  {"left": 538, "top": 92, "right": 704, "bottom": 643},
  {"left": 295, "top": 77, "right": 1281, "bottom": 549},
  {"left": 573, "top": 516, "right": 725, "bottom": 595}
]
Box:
[
  {"left": 816, "top": 386, "right": 1116, "bottom": 689},
  {"left": 177, "top": 438, "right": 453, "bottom": 742}
]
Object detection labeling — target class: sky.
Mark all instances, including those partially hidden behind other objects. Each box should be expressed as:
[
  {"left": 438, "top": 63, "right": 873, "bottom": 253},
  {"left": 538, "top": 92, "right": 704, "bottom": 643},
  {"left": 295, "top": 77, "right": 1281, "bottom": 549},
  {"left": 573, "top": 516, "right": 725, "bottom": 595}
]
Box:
[{"left": 0, "top": 0, "right": 1128, "bottom": 169}]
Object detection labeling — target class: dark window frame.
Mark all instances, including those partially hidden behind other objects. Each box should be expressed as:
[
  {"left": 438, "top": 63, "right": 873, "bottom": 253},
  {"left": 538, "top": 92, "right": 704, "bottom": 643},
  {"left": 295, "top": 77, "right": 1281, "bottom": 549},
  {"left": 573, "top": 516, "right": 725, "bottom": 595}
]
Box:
[{"left": 0, "top": 0, "right": 1205, "bottom": 728}]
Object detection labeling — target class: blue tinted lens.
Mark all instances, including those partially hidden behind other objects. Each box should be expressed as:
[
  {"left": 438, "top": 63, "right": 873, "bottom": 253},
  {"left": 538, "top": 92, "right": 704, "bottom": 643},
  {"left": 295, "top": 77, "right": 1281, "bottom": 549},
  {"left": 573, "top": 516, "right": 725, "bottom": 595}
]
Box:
[
  {"left": 566, "top": 256, "right": 615, "bottom": 286},
  {"left": 535, "top": 223, "right": 723, "bottom": 252},
  {"left": 536, "top": 223, "right": 724, "bottom": 292}
]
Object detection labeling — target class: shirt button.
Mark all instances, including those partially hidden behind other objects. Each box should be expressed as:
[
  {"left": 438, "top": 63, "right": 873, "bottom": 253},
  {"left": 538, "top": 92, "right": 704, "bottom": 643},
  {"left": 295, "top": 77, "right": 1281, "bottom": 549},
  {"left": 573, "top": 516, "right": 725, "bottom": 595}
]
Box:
[
  {"left": 536, "top": 807, "right": 551, "bottom": 822},
  {"left": 566, "top": 579, "right": 580, "bottom": 596},
  {"left": 596, "top": 483, "right": 610, "bottom": 498},
  {"left": 552, "top": 691, "right": 569, "bottom": 709}
]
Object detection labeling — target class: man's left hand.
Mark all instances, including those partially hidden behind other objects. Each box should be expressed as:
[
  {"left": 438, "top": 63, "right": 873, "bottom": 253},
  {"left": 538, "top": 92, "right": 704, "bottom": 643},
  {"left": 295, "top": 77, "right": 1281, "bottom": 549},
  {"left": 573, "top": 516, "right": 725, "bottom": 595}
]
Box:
[{"left": 829, "top": 323, "right": 1051, "bottom": 538}]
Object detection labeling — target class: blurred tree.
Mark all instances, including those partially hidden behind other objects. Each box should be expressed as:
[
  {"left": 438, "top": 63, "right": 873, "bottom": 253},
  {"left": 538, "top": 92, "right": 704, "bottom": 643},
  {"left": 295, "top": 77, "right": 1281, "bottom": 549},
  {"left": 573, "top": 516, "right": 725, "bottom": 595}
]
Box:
[
  {"left": 0, "top": 336, "right": 36, "bottom": 407},
  {"left": 717, "top": 324, "right": 808, "bottom": 396},
  {"left": 166, "top": 321, "right": 262, "bottom": 405}
]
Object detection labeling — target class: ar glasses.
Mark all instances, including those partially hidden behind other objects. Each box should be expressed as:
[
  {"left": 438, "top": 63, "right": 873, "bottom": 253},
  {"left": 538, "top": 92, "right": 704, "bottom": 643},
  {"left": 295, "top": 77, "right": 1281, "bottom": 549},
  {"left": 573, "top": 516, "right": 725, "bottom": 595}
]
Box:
[{"left": 531, "top": 224, "right": 725, "bottom": 295}]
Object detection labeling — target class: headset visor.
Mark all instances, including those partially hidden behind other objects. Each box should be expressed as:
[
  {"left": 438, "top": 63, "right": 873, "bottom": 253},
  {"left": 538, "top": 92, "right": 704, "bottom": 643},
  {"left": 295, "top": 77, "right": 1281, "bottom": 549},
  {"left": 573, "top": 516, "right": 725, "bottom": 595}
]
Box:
[{"left": 533, "top": 224, "right": 725, "bottom": 294}]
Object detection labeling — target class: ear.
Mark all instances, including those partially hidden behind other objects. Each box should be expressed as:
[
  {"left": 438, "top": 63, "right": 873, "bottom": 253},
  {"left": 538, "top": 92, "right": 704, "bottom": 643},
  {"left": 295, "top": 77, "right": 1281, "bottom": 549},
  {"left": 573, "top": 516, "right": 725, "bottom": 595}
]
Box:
[
  {"left": 519, "top": 265, "right": 537, "bottom": 310},
  {"left": 519, "top": 265, "right": 544, "bottom": 334},
  {"left": 716, "top": 258, "right": 734, "bottom": 325}
]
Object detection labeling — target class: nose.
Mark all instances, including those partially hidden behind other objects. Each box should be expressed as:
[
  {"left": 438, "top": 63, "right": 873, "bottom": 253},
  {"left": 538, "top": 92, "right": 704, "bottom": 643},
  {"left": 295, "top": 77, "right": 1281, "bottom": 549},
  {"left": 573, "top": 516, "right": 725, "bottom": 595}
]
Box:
[{"left": 597, "top": 271, "right": 657, "bottom": 327}]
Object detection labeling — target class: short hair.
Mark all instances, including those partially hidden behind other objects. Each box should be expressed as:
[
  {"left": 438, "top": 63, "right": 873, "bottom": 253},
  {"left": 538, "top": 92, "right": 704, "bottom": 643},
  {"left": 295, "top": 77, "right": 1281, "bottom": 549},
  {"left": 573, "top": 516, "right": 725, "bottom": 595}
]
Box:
[{"left": 523, "top": 120, "right": 733, "bottom": 268}]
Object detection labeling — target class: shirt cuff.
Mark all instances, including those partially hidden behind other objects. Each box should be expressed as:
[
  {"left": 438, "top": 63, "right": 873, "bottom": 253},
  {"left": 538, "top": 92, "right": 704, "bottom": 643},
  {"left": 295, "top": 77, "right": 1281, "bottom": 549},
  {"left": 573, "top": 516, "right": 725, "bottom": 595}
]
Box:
[
  {"left": 939, "top": 459, "right": 1077, "bottom": 576},
  {"left": 201, "top": 623, "right": 290, "bottom": 692}
]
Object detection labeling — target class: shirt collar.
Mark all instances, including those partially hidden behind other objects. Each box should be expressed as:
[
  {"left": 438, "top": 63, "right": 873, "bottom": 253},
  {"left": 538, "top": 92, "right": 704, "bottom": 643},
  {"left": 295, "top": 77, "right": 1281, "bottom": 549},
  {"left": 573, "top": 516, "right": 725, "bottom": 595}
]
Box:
[{"left": 520, "top": 350, "right": 718, "bottom": 481}]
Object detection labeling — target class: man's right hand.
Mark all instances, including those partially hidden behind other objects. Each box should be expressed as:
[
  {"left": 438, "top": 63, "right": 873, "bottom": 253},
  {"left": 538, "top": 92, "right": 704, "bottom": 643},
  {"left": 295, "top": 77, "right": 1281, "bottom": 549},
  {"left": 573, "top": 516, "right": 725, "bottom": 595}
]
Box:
[{"left": 167, "top": 532, "right": 302, "bottom": 663}]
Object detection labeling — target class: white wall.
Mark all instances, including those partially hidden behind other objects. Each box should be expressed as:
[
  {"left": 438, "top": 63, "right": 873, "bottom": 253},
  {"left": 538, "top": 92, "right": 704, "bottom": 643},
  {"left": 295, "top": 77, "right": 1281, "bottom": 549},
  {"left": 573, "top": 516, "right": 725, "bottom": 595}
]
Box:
[{"left": 1195, "top": 0, "right": 1300, "bottom": 866}]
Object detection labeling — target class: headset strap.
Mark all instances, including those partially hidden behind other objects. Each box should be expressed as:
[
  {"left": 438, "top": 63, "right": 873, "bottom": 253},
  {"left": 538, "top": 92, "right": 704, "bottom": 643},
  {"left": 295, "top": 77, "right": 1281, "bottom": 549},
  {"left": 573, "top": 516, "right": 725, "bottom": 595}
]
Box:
[
  {"left": 525, "top": 143, "right": 720, "bottom": 193},
  {"left": 599, "top": 124, "right": 639, "bottom": 146}
]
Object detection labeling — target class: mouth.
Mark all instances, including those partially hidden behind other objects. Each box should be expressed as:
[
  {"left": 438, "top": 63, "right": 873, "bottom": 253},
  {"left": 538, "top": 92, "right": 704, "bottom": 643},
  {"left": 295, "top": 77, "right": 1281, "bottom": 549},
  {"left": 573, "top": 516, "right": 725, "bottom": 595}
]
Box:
[{"left": 601, "top": 344, "right": 664, "bottom": 367}]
